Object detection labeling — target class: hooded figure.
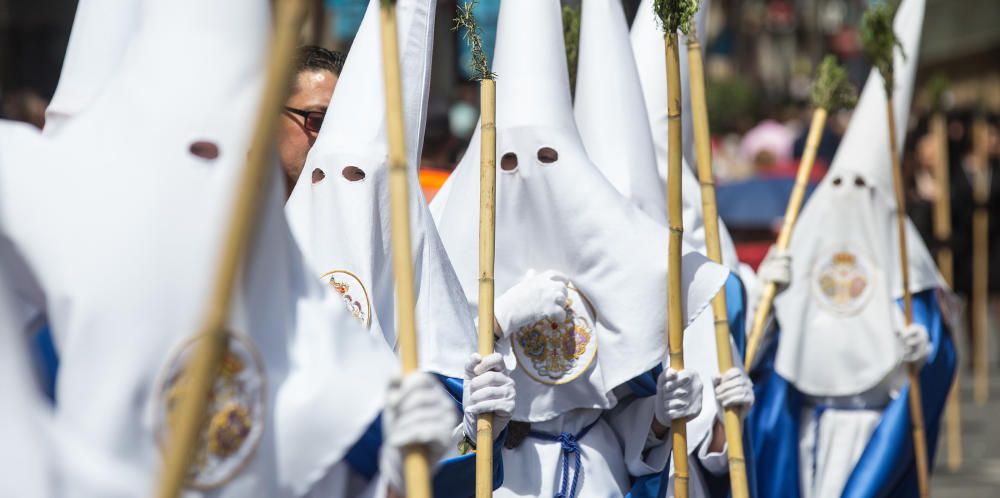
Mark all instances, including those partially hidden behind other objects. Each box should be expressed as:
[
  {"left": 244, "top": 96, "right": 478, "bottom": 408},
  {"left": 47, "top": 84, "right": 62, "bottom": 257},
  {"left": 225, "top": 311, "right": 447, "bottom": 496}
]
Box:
[
  {"left": 430, "top": 0, "right": 730, "bottom": 496},
  {"left": 629, "top": 0, "right": 741, "bottom": 274},
  {"left": 574, "top": 0, "right": 756, "bottom": 495},
  {"left": 286, "top": 0, "right": 477, "bottom": 380},
  {"left": 745, "top": 1, "right": 957, "bottom": 497},
  {"left": 285, "top": 1, "right": 510, "bottom": 495},
  {"left": 0, "top": 0, "right": 458, "bottom": 496},
  {"left": 44, "top": 0, "right": 141, "bottom": 134}
]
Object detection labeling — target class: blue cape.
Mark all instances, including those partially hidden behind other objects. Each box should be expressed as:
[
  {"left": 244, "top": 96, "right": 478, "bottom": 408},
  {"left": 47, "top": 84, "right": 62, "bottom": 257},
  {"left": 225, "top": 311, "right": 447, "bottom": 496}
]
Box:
[{"left": 746, "top": 289, "right": 957, "bottom": 498}]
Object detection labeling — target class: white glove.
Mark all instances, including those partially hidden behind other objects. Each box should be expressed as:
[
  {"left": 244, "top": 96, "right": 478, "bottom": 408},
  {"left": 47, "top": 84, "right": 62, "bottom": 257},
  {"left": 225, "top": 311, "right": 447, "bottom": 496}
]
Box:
[
  {"left": 494, "top": 270, "right": 569, "bottom": 338},
  {"left": 713, "top": 368, "right": 755, "bottom": 416},
  {"left": 654, "top": 368, "right": 704, "bottom": 426},
  {"left": 380, "top": 372, "right": 458, "bottom": 494},
  {"left": 758, "top": 245, "right": 791, "bottom": 288},
  {"left": 462, "top": 352, "right": 516, "bottom": 442},
  {"left": 896, "top": 322, "right": 931, "bottom": 366}
]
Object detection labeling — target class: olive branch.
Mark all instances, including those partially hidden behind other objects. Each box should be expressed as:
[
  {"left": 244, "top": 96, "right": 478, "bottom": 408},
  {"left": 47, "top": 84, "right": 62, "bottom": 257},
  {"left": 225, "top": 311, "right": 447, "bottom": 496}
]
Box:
[
  {"left": 811, "top": 55, "right": 857, "bottom": 112},
  {"left": 452, "top": 0, "right": 495, "bottom": 81},
  {"left": 562, "top": 3, "right": 581, "bottom": 93},
  {"left": 860, "top": 1, "right": 905, "bottom": 97},
  {"left": 653, "top": 0, "right": 698, "bottom": 35}
]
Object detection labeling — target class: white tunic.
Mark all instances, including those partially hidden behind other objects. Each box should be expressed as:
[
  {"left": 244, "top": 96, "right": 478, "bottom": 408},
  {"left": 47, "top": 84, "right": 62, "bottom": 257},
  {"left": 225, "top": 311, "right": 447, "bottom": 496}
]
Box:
[
  {"left": 498, "top": 395, "right": 727, "bottom": 498},
  {"left": 797, "top": 370, "right": 905, "bottom": 498},
  {"left": 498, "top": 399, "right": 664, "bottom": 498}
]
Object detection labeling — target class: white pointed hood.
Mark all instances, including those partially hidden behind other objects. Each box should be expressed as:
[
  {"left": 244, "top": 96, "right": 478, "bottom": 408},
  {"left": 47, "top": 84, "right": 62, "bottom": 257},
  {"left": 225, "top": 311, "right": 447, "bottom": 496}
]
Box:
[
  {"left": 574, "top": 0, "right": 741, "bottom": 455},
  {"left": 773, "top": 0, "right": 940, "bottom": 397},
  {"left": 573, "top": 0, "right": 665, "bottom": 222},
  {"left": 630, "top": 0, "right": 740, "bottom": 272},
  {"left": 430, "top": 0, "right": 728, "bottom": 422},
  {"left": 44, "top": 0, "right": 142, "bottom": 134},
  {"left": 0, "top": 0, "right": 393, "bottom": 495},
  {"left": 286, "top": 0, "right": 476, "bottom": 379}
]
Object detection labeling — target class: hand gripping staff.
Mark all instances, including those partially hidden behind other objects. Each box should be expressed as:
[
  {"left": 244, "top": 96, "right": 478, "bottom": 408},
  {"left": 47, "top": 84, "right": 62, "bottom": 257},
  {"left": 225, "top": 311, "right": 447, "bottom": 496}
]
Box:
[
  {"left": 380, "top": 1, "right": 434, "bottom": 496},
  {"left": 654, "top": 2, "right": 695, "bottom": 496},
  {"left": 453, "top": 3, "right": 498, "bottom": 496}
]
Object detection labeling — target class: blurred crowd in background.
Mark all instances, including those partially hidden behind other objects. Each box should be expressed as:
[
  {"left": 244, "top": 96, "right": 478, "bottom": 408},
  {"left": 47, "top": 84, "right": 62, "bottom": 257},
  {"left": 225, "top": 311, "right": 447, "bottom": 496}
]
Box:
[{"left": 1, "top": 0, "right": 998, "bottom": 310}]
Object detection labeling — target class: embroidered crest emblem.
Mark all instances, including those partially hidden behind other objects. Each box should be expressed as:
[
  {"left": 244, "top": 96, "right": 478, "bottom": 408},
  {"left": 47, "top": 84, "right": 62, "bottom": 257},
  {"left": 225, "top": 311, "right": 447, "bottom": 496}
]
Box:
[
  {"left": 154, "top": 331, "right": 266, "bottom": 490},
  {"left": 512, "top": 285, "right": 597, "bottom": 385},
  {"left": 321, "top": 269, "right": 371, "bottom": 328},
  {"left": 811, "top": 249, "right": 875, "bottom": 316}
]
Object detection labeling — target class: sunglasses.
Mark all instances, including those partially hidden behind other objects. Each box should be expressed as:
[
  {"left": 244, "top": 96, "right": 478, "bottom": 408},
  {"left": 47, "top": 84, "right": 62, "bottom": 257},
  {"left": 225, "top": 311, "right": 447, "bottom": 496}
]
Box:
[{"left": 284, "top": 106, "right": 325, "bottom": 133}]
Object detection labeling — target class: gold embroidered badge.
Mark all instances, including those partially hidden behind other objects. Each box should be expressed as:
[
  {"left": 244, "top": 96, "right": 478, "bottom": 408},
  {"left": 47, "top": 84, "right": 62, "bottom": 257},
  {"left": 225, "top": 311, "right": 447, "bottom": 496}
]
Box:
[
  {"left": 154, "top": 331, "right": 266, "bottom": 490},
  {"left": 512, "top": 285, "right": 597, "bottom": 385},
  {"left": 321, "top": 269, "right": 372, "bottom": 328},
  {"left": 811, "top": 249, "right": 875, "bottom": 316}
]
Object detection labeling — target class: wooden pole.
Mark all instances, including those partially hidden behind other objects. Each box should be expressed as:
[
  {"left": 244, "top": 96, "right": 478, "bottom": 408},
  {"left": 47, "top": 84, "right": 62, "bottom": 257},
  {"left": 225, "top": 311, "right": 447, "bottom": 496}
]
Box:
[
  {"left": 887, "top": 98, "right": 931, "bottom": 498},
  {"left": 972, "top": 115, "right": 991, "bottom": 406},
  {"left": 154, "top": 1, "right": 307, "bottom": 497},
  {"left": 475, "top": 79, "right": 497, "bottom": 498},
  {"left": 665, "top": 30, "right": 690, "bottom": 498},
  {"left": 744, "top": 108, "right": 828, "bottom": 370},
  {"left": 931, "top": 110, "right": 963, "bottom": 471},
  {"left": 379, "top": 3, "right": 432, "bottom": 498},
  {"left": 686, "top": 29, "right": 749, "bottom": 498}
]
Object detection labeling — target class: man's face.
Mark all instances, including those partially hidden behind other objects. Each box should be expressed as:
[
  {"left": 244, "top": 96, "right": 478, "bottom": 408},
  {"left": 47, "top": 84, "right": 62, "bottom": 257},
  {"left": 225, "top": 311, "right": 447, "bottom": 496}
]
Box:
[{"left": 278, "top": 69, "right": 337, "bottom": 198}]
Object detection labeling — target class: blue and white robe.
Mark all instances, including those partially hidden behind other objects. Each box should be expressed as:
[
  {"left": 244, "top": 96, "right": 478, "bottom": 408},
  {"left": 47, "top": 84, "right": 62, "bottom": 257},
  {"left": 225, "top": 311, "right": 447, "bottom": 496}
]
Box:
[{"left": 746, "top": 290, "right": 956, "bottom": 498}]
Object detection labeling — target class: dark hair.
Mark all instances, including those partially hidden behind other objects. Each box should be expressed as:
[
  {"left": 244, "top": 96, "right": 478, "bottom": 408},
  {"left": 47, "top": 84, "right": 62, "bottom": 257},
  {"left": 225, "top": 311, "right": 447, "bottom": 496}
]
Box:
[{"left": 296, "top": 45, "right": 346, "bottom": 77}]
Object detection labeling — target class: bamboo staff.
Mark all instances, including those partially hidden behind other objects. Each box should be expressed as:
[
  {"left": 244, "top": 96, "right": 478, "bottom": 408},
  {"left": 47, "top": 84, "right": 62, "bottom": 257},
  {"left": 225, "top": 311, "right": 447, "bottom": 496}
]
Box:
[
  {"left": 861, "top": 6, "right": 929, "bottom": 496},
  {"left": 654, "top": 2, "right": 697, "bottom": 496},
  {"left": 453, "top": 4, "right": 498, "bottom": 495},
  {"left": 155, "top": 1, "right": 307, "bottom": 497},
  {"left": 972, "top": 111, "right": 991, "bottom": 405},
  {"left": 685, "top": 25, "right": 748, "bottom": 498},
  {"left": 379, "top": 1, "right": 431, "bottom": 497},
  {"left": 475, "top": 78, "right": 497, "bottom": 498},
  {"left": 929, "top": 78, "right": 963, "bottom": 470},
  {"left": 744, "top": 56, "right": 856, "bottom": 369}
]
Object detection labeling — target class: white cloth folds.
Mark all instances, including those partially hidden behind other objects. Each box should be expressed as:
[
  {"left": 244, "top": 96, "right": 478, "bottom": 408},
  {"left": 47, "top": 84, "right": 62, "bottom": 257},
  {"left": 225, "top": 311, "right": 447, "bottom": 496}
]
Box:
[
  {"left": 44, "top": 0, "right": 141, "bottom": 134},
  {"left": 285, "top": 0, "right": 477, "bottom": 379}
]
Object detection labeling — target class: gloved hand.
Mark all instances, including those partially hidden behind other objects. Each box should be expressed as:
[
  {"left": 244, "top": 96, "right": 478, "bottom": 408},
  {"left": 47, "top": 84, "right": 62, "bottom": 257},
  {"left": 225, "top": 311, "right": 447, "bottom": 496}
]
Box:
[
  {"left": 896, "top": 321, "right": 931, "bottom": 366},
  {"left": 462, "top": 352, "right": 515, "bottom": 442},
  {"left": 494, "top": 270, "right": 569, "bottom": 338},
  {"left": 380, "top": 372, "right": 458, "bottom": 494},
  {"left": 654, "top": 368, "right": 704, "bottom": 426},
  {"left": 758, "top": 245, "right": 791, "bottom": 288},
  {"left": 713, "top": 367, "right": 755, "bottom": 417}
]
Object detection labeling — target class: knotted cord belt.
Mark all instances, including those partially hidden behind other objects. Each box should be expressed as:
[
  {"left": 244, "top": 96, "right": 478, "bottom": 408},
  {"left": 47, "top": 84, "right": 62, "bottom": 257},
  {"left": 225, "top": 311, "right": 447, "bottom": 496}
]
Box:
[{"left": 527, "top": 418, "right": 600, "bottom": 498}]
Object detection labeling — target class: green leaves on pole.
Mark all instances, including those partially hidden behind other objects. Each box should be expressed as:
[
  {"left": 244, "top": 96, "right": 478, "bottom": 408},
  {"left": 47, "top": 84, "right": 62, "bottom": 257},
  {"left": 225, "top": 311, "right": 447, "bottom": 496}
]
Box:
[
  {"left": 811, "top": 56, "right": 857, "bottom": 113},
  {"left": 562, "top": 3, "right": 581, "bottom": 94},
  {"left": 653, "top": 0, "right": 698, "bottom": 35},
  {"left": 928, "top": 74, "right": 949, "bottom": 113},
  {"left": 860, "top": 1, "right": 904, "bottom": 97},
  {"left": 453, "top": 1, "right": 495, "bottom": 81}
]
